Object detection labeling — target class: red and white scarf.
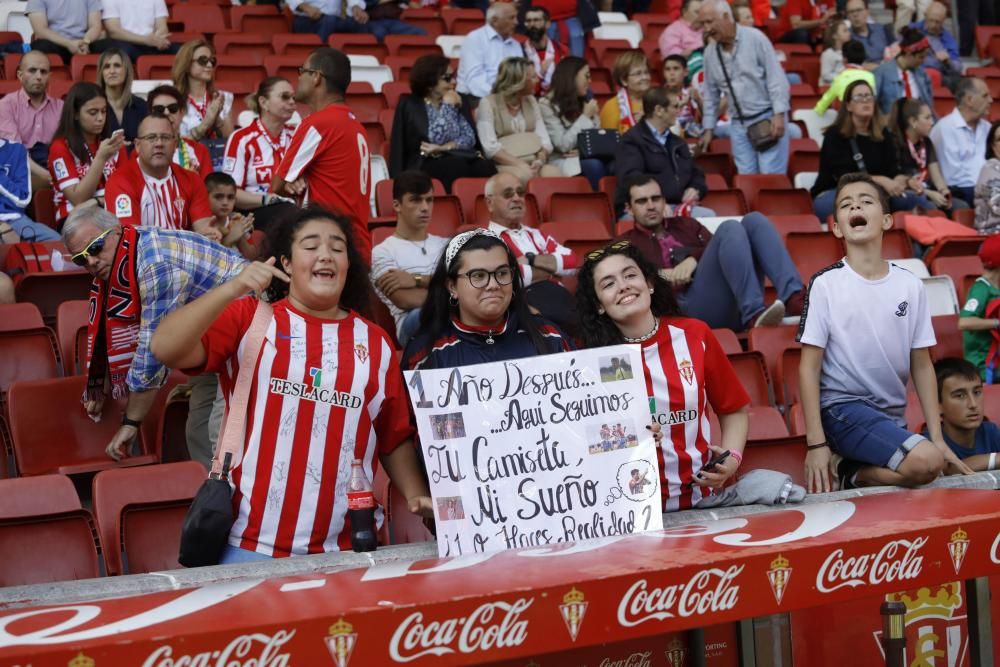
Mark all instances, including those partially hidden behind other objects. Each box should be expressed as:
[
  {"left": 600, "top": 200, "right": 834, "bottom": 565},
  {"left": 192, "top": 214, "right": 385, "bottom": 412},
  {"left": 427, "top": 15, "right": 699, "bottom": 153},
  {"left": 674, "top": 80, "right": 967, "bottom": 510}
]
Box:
[
  {"left": 617, "top": 88, "right": 637, "bottom": 130},
  {"left": 85, "top": 225, "right": 141, "bottom": 400},
  {"left": 907, "top": 139, "right": 928, "bottom": 184},
  {"left": 524, "top": 39, "right": 556, "bottom": 93}
]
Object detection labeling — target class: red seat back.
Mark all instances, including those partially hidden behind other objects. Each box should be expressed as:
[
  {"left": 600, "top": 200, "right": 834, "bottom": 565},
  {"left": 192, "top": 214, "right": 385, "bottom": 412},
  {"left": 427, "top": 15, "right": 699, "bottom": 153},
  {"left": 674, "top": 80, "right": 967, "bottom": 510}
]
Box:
[
  {"left": 930, "top": 314, "right": 963, "bottom": 361},
  {"left": 711, "top": 328, "right": 742, "bottom": 355},
  {"left": 733, "top": 174, "right": 793, "bottom": 211},
  {"left": 231, "top": 5, "right": 291, "bottom": 33},
  {"left": 748, "top": 325, "right": 800, "bottom": 407},
  {"left": 548, "top": 192, "right": 614, "bottom": 232},
  {"left": 755, "top": 188, "right": 814, "bottom": 215},
  {"left": 0, "top": 329, "right": 60, "bottom": 397},
  {"left": 56, "top": 300, "right": 89, "bottom": 376},
  {"left": 785, "top": 232, "right": 844, "bottom": 283},
  {"left": 727, "top": 351, "right": 772, "bottom": 406},
  {"left": 527, "top": 176, "right": 592, "bottom": 220},
  {"left": 700, "top": 189, "right": 748, "bottom": 216}
]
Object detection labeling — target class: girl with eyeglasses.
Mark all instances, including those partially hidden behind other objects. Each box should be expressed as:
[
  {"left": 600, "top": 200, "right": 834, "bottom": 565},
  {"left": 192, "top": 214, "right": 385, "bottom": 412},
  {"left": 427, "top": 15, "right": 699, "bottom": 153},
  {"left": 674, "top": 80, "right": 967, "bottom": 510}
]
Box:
[
  {"left": 402, "top": 229, "right": 573, "bottom": 370},
  {"left": 389, "top": 54, "right": 495, "bottom": 192},
  {"left": 146, "top": 84, "right": 213, "bottom": 179},
  {"left": 575, "top": 240, "right": 750, "bottom": 512},
  {"left": 811, "top": 79, "right": 933, "bottom": 222},
  {"left": 96, "top": 48, "right": 147, "bottom": 143},
  {"left": 171, "top": 40, "right": 234, "bottom": 141},
  {"left": 221, "top": 77, "right": 299, "bottom": 225},
  {"left": 48, "top": 82, "right": 128, "bottom": 226}
]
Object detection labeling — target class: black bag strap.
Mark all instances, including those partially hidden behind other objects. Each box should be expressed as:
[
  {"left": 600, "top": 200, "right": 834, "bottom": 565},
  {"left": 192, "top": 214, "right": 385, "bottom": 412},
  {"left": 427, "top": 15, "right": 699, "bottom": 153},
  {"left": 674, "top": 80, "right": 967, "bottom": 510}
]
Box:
[
  {"left": 716, "top": 48, "right": 745, "bottom": 123},
  {"left": 849, "top": 137, "right": 868, "bottom": 173}
]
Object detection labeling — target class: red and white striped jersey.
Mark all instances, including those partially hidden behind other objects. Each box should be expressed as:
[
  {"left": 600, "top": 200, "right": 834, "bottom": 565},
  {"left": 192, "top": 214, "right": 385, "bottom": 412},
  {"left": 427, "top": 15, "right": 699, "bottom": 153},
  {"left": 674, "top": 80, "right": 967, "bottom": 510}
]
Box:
[
  {"left": 487, "top": 221, "right": 579, "bottom": 284},
  {"left": 640, "top": 317, "right": 749, "bottom": 512},
  {"left": 48, "top": 137, "right": 127, "bottom": 221},
  {"left": 223, "top": 119, "right": 296, "bottom": 195},
  {"left": 105, "top": 157, "right": 213, "bottom": 230},
  {"left": 198, "top": 297, "right": 414, "bottom": 557}
]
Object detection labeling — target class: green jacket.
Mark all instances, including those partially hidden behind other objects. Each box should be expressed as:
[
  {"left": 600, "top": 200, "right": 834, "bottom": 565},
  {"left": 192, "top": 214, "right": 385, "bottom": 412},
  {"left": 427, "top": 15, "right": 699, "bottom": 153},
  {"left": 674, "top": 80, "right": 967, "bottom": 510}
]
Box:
[{"left": 814, "top": 67, "right": 877, "bottom": 115}]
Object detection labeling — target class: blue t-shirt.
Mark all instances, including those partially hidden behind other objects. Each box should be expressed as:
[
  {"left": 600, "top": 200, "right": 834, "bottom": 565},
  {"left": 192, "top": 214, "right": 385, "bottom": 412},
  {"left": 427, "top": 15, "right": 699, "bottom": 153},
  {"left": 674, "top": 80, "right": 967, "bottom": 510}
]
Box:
[{"left": 924, "top": 421, "right": 1000, "bottom": 459}]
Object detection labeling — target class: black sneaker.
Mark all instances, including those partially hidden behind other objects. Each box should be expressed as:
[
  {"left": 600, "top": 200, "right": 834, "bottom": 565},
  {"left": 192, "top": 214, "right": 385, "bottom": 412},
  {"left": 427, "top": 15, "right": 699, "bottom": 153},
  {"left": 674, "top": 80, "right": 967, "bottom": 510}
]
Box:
[{"left": 837, "top": 458, "right": 862, "bottom": 490}]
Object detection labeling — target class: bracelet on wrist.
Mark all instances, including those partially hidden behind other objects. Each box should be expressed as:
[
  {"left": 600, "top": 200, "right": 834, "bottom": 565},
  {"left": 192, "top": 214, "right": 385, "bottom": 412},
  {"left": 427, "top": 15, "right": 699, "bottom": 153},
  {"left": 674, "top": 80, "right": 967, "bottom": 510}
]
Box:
[
  {"left": 121, "top": 415, "right": 142, "bottom": 428},
  {"left": 807, "top": 442, "right": 829, "bottom": 450},
  {"left": 728, "top": 449, "right": 743, "bottom": 466}
]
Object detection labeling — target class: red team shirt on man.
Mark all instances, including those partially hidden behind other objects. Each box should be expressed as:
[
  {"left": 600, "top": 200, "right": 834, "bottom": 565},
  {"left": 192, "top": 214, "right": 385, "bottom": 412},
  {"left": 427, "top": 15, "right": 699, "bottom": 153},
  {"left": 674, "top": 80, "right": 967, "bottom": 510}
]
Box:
[
  {"left": 195, "top": 297, "right": 414, "bottom": 557},
  {"left": 104, "top": 157, "right": 213, "bottom": 229},
  {"left": 274, "top": 104, "right": 372, "bottom": 258},
  {"left": 641, "top": 317, "right": 750, "bottom": 512},
  {"left": 48, "top": 138, "right": 128, "bottom": 221},
  {"left": 223, "top": 119, "right": 296, "bottom": 195}
]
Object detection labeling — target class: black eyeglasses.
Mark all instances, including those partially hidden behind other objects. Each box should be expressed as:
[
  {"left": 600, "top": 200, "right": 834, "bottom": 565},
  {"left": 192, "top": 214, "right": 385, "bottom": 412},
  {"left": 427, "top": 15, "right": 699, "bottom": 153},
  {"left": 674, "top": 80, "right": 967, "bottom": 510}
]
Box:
[
  {"left": 151, "top": 103, "right": 181, "bottom": 114},
  {"left": 194, "top": 56, "right": 218, "bottom": 67},
  {"left": 586, "top": 240, "right": 630, "bottom": 262},
  {"left": 440, "top": 72, "right": 455, "bottom": 82},
  {"left": 70, "top": 228, "right": 114, "bottom": 267},
  {"left": 298, "top": 66, "right": 321, "bottom": 76},
  {"left": 457, "top": 266, "right": 514, "bottom": 288}
]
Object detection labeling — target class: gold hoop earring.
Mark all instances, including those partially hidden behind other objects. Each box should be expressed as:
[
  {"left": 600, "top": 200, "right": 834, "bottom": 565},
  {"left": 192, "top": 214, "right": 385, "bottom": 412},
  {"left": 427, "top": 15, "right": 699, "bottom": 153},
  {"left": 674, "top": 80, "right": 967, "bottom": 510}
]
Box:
[{"left": 449, "top": 294, "right": 458, "bottom": 306}]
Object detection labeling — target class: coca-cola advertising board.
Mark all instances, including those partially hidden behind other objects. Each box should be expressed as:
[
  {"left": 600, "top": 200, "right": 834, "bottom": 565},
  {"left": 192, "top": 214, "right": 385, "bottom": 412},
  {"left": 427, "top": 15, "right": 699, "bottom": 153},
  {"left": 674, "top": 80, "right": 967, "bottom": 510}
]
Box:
[
  {"left": 1, "top": 489, "right": 1000, "bottom": 666},
  {"left": 403, "top": 346, "right": 664, "bottom": 557}
]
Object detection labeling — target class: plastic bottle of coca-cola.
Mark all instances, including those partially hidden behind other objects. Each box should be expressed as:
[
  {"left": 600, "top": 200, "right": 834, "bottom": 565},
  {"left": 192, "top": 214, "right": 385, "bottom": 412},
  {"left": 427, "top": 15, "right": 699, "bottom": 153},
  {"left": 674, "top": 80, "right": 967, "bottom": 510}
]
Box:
[{"left": 347, "top": 458, "right": 377, "bottom": 552}]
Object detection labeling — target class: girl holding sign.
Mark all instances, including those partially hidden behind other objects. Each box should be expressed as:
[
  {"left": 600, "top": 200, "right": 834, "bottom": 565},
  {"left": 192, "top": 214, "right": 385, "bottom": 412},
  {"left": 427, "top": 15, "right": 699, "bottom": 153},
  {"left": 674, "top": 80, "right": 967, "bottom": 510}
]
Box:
[
  {"left": 576, "top": 241, "right": 750, "bottom": 512},
  {"left": 151, "top": 206, "right": 432, "bottom": 564},
  {"left": 403, "top": 228, "right": 573, "bottom": 370}
]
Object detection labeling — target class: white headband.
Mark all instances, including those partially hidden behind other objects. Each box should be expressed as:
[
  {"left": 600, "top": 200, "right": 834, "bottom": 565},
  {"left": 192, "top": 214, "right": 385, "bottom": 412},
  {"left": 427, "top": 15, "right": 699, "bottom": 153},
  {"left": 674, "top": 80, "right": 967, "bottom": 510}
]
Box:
[{"left": 445, "top": 228, "right": 500, "bottom": 269}]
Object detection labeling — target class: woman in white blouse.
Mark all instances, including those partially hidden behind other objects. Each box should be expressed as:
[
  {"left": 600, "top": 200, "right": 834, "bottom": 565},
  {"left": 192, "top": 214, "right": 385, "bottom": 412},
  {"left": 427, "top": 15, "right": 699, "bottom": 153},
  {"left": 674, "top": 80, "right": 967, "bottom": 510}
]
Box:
[
  {"left": 476, "top": 57, "right": 561, "bottom": 183},
  {"left": 171, "top": 39, "right": 234, "bottom": 141},
  {"left": 540, "top": 57, "right": 607, "bottom": 189}
]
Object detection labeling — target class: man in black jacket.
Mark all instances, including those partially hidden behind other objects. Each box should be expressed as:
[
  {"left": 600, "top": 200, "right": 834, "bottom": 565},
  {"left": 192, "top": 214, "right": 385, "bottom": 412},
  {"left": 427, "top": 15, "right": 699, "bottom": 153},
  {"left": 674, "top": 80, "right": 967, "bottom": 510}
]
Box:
[{"left": 614, "top": 86, "right": 715, "bottom": 218}]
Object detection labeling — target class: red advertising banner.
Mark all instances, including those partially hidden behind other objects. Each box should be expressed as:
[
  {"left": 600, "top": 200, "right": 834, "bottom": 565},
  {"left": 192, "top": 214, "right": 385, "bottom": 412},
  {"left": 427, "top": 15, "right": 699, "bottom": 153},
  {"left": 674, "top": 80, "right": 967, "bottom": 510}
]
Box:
[{"left": 1, "top": 489, "right": 999, "bottom": 666}]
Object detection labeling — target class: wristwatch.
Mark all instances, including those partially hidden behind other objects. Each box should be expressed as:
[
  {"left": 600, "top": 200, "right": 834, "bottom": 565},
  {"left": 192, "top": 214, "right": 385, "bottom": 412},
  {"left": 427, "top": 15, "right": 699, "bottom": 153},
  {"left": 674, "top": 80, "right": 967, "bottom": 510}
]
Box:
[
  {"left": 524, "top": 252, "right": 537, "bottom": 267},
  {"left": 414, "top": 274, "right": 423, "bottom": 288},
  {"left": 121, "top": 415, "right": 142, "bottom": 428}
]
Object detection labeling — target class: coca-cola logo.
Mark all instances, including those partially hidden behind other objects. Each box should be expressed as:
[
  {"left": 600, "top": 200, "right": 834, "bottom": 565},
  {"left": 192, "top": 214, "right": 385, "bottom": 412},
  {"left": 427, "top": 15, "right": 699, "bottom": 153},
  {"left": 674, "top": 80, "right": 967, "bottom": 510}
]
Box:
[
  {"left": 141, "top": 630, "right": 295, "bottom": 667},
  {"left": 616, "top": 566, "right": 743, "bottom": 627},
  {"left": 816, "top": 537, "right": 927, "bottom": 593},
  {"left": 992, "top": 531, "right": 1000, "bottom": 565},
  {"left": 599, "top": 650, "right": 653, "bottom": 667},
  {"left": 388, "top": 598, "right": 532, "bottom": 662}
]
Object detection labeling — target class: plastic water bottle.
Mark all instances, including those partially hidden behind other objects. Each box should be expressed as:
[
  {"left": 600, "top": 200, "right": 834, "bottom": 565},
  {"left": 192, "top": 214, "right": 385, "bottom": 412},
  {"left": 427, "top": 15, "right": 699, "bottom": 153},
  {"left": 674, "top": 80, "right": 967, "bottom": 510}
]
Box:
[{"left": 347, "top": 459, "right": 377, "bottom": 552}]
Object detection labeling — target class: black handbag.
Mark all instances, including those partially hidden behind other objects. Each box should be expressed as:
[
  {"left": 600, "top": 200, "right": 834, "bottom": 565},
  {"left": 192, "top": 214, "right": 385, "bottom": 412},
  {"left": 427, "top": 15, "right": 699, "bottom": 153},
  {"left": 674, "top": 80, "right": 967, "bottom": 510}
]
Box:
[
  {"left": 178, "top": 300, "right": 273, "bottom": 567},
  {"left": 577, "top": 128, "right": 620, "bottom": 160}
]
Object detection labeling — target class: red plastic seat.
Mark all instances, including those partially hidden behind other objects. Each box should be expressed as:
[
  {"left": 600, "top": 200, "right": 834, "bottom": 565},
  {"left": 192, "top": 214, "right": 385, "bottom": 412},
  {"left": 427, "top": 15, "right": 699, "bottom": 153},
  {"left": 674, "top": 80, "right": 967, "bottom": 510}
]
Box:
[
  {"left": 705, "top": 173, "right": 728, "bottom": 191},
  {"left": 384, "top": 35, "right": 442, "bottom": 58},
  {"left": 923, "top": 237, "right": 988, "bottom": 267},
  {"left": 548, "top": 192, "right": 615, "bottom": 233},
  {"left": 382, "top": 81, "right": 411, "bottom": 109},
  {"left": 216, "top": 54, "right": 268, "bottom": 82},
  {"left": 700, "top": 189, "right": 748, "bottom": 216},
  {"left": 733, "top": 174, "right": 793, "bottom": 212},
  {"left": 363, "top": 120, "right": 387, "bottom": 157},
  {"left": 983, "top": 384, "right": 1000, "bottom": 419},
  {"left": 70, "top": 54, "right": 102, "bottom": 82},
  {"left": 171, "top": 3, "right": 228, "bottom": 33},
  {"left": 784, "top": 232, "right": 843, "bottom": 283},
  {"left": 92, "top": 461, "right": 205, "bottom": 575},
  {"left": 711, "top": 328, "right": 742, "bottom": 354},
  {"left": 427, "top": 195, "right": 465, "bottom": 236},
  {"left": 589, "top": 39, "right": 635, "bottom": 67},
  {"left": 748, "top": 325, "right": 800, "bottom": 407},
  {"left": 215, "top": 33, "right": 274, "bottom": 57},
  {"left": 0, "top": 328, "right": 59, "bottom": 400},
  {"left": 0, "top": 302, "right": 44, "bottom": 332},
  {"left": 15, "top": 271, "right": 92, "bottom": 324},
  {"left": 55, "top": 300, "right": 88, "bottom": 376},
  {"left": 769, "top": 214, "right": 821, "bottom": 242},
  {"left": 231, "top": 5, "right": 291, "bottom": 33},
  {"left": 399, "top": 9, "right": 445, "bottom": 37},
  {"left": 0, "top": 474, "right": 100, "bottom": 586},
  {"left": 696, "top": 152, "right": 735, "bottom": 186},
  {"left": 527, "top": 176, "right": 592, "bottom": 220},
  {"left": 452, "top": 177, "right": 491, "bottom": 223},
  {"left": 882, "top": 229, "right": 913, "bottom": 259},
  {"left": 329, "top": 35, "right": 388, "bottom": 59},
  {"left": 9, "top": 376, "right": 158, "bottom": 476},
  {"left": 738, "top": 436, "right": 807, "bottom": 486},
  {"left": 273, "top": 33, "right": 322, "bottom": 57},
  {"left": 727, "top": 351, "right": 772, "bottom": 406},
  {"left": 263, "top": 55, "right": 305, "bottom": 84},
  {"left": 777, "top": 347, "right": 802, "bottom": 409},
  {"left": 931, "top": 314, "right": 963, "bottom": 361},
  {"left": 345, "top": 91, "right": 387, "bottom": 124},
  {"left": 931, "top": 255, "right": 984, "bottom": 299},
  {"left": 441, "top": 8, "right": 485, "bottom": 34},
  {"left": 755, "top": 188, "right": 814, "bottom": 215},
  {"left": 371, "top": 226, "right": 394, "bottom": 248},
  {"left": 747, "top": 405, "right": 790, "bottom": 440},
  {"left": 976, "top": 26, "right": 1000, "bottom": 59},
  {"left": 539, "top": 219, "right": 612, "bottom": 257},
  {"left": 789, "top": 148, "right": 820, "bottom": 176},
  {"left": 136, "top": 54, "right": 176, "bottom": 80}
]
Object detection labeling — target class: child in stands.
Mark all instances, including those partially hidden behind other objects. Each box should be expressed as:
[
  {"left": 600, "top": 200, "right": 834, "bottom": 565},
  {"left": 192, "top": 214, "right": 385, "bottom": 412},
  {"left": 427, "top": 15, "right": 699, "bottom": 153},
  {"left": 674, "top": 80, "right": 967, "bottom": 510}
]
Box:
[
  {"left": 205, "top": 172, "right": 257, "bottom": 260},
  {"left": 926, "top": 357, "right": 1000, "bottom": 471},
  {"left": 661, "top": 55, "right": 703, "bottom": 138},
  {"left": 815, "top": 40, "right": 874, "bottom": 115},
  {"left": 959, "top": 234, "right": 1000, "bottom": 382},
  {"left": 798, "top": 173, "right": 972, "bottom": 493}
]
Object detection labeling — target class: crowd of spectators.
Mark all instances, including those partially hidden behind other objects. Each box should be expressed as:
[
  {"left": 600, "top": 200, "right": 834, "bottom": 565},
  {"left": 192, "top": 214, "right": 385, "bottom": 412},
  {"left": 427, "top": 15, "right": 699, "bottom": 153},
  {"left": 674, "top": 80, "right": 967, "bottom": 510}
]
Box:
[{"left": 3, "top": 0, "right": 1000, "bottom": 566}]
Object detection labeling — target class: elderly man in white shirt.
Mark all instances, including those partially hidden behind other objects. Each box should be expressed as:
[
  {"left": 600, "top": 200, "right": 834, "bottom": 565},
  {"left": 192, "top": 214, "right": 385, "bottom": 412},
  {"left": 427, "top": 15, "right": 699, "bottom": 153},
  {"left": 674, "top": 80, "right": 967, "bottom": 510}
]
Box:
[
  {"left": 930, "top": 76, "right": 993, "bottom": 207},
  {"left": 456, "top": 2, "right": 523, "bottom": 101}
]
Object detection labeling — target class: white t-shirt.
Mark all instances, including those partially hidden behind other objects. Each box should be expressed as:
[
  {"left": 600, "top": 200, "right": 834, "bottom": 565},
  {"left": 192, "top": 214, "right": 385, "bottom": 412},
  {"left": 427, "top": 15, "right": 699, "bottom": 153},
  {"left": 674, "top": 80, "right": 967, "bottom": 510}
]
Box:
[
  {"left": 102, "top": 0, "right": 167, "bottom": 36},
  {"left": 797, "top": 259, "right": 935, "bottom": 422},
  {"left": 370, "top": 233, "right": 448, "bottom": 335}
]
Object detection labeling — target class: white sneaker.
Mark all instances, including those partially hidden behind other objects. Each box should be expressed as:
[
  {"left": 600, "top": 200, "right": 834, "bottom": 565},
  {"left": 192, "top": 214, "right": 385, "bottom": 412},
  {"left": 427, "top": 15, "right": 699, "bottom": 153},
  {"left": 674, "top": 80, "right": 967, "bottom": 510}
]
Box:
[{"left": 753, "top": 300, "right": 786, "bottom": 328}]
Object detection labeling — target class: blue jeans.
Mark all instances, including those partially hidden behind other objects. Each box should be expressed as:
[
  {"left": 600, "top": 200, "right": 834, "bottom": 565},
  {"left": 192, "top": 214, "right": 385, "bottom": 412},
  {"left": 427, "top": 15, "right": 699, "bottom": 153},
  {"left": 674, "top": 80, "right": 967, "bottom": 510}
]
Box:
[
  {"left": 677, "top": 213, "right": 804, "bottom": 330},
  {"left": 548, "top": 18, "right": 586, "bottom": 58},
  {"left": 5, "top": 213, "right": 60, "bottom": 242},
  {"left": 398, "top": 307, "right": 422, "bottom": 347},
  {"left": 579, "top": 158, "right": 607, "bottom": 190},
  {"left": 813, "top": 189, "right": 933, "bottom": 223},
  {"left": 821, "top": 401, "right": 925, "bottom": 470},
  {"left": 368, "top": 18, "right": 427, "bottom": 42},
  {"left": 293, "top": 14, "right": 368, "bottom": 42},
  {"left": 730, "top": 113, "right": 791, "bottom": 175},
  {"left": 218, "top": 544, "right": 273, "bottom": 565}
]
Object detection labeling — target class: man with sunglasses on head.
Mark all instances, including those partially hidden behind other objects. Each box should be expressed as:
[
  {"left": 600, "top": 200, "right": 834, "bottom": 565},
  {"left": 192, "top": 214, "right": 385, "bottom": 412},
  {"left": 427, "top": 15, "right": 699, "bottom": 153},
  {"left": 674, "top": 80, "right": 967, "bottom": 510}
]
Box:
[
  {"left": 104, "top": 114, "right": 216, "bottom": 239},
  {"left": 61, "top": 206, "right": 247, "bottom": 468},
  {"left": 273, "top": 48, "right": 373, "bottom": 260},
  {"left": 485, "top": 171, "right": 580, "bottom": 334}
]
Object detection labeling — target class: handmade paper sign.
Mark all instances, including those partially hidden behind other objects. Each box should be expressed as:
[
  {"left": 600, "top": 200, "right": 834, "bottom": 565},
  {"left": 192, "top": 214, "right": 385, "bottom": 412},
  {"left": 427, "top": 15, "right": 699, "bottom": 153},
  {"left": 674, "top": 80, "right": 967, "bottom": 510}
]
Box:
[{"left": 404, "top": 345, "right": 663, "bottom": 557}]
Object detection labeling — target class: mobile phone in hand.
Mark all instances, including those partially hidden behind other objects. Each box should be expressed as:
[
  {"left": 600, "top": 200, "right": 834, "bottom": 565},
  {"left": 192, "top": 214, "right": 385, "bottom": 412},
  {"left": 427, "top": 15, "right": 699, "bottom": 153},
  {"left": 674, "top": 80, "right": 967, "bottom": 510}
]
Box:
[{"left": 690, "top": 450, "right": 730, "bottom": 484}]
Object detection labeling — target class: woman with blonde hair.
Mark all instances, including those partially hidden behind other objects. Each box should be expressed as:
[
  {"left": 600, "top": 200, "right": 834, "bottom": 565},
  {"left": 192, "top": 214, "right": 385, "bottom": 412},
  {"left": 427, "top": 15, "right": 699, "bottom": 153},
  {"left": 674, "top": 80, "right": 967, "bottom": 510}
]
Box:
[
  {"left": 171, "top": 39, "right": 234, "bottom": 141},
  {"left": 476, "top": 57, "right": 561, "bottom": 183},
  {"left": 96, "top": 48, "right": 146, "bottom": 142},
  {"left": 600, "top": 50, "right": 651, "bottom": 133}
]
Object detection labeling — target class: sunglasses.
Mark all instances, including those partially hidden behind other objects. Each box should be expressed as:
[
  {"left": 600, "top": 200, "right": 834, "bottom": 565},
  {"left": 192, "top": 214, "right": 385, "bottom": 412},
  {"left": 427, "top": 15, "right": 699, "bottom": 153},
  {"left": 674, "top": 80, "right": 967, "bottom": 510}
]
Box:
[
  {"left": 151, "top": 103, "right": 181, "bottom": 114},
  {"left": 70, "top": 228, "right": 114, "bottom": 267},
  {"left": 586, "top": 240, "right": 631, "bottom": 262},
  {"left": 440, "top": 72, "right": 455, "bottom": 82},
  {"left": 194, "top": 56, "right": 218, "bottom": 67}
]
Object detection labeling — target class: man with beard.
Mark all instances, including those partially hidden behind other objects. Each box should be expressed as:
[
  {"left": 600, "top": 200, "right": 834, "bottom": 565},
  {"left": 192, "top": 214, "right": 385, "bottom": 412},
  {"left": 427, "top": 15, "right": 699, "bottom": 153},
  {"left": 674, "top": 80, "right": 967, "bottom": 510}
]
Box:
[{"left": 522, "top": 6, "right": 567, "bottom": 96}]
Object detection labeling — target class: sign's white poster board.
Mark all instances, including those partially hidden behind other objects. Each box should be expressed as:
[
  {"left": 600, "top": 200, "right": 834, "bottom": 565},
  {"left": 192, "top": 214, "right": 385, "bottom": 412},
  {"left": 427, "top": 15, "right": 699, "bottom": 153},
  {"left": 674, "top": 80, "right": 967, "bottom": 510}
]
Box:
[{"left": 404, "top": 345, "right": 663, "bottom": 557}]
